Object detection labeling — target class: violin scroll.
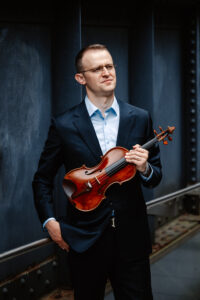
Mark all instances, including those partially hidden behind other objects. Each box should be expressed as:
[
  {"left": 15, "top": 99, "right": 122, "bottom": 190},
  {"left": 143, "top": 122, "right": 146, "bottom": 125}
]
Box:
[{"left": 154, "top": 126, "right": 175, "bottom": 145}]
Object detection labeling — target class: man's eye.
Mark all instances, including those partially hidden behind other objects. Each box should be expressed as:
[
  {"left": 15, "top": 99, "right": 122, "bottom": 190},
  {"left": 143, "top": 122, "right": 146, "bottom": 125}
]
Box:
[
  {"left": 91, "top": 64, "right": 114, "bottom": 73},
  {"left": 93, "top": 67, "right": 102, "bottom": 72},
  {"left": 106, "top": 64, "right": 113, "bottom": 70}
]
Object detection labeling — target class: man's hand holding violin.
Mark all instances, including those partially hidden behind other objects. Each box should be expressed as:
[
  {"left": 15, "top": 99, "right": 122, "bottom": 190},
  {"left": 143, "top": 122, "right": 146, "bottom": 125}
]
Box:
[{"left": 125, "top": 144, "right": 150, "bottom": 176}]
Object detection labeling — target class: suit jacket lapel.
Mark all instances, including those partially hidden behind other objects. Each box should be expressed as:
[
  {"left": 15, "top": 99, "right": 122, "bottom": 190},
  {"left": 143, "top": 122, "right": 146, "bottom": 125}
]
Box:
[
  {"left": 116, "top": 100, "right": 136, "bottom": 150},
  {"left": 73, "top": 100, "right": 136, "bottom": 162},
  {"left": 73, "top": 101, "right": 103, "bottom": 162}
]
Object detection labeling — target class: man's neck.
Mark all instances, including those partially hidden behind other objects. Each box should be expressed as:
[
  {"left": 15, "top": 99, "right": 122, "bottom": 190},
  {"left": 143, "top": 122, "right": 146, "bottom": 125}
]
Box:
[{"left": 86, "top": 93, "right": 115, "bottom": 115}]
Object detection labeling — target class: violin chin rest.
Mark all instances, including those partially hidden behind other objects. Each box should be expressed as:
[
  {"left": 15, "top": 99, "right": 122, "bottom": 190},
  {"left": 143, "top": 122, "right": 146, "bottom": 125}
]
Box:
[{"left": 62, "top": 179, "right": 76, "bottom": 198}]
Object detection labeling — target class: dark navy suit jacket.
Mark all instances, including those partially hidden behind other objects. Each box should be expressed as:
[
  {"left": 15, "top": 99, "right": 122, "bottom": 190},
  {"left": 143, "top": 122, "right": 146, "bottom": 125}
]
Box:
[{"left": 32, "top": 100, "right": 162, "bottom": 259}]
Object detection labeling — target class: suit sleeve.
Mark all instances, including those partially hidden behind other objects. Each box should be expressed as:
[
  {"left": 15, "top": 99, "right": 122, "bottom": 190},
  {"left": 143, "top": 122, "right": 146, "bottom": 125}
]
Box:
[
  {"left": 32, "top": 118, "right": 64, "bottom": 224},
  {"left": 140, "top": 112, "right": 162, "bottom": 188}
]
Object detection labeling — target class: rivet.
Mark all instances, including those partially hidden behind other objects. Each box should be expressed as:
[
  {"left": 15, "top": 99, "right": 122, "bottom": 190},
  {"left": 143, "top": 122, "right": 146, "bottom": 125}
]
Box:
[
  {"left": 190, "top": 59, "right": 195, "bottom": 64},
  {"left": 190, "top": 137, "right": 196, "bottom": 143},
  {"left": 20, "top": 278, "right": 26, "bottom": 285},
  {"left": 190, "top": 69, "right": 196, "bottom": 75},
  {"left": 190, "top": 118, "right": 196, "bottom": 123},
  {"left": 190, "top": 88, "right": 196, "bottom": 94},
  {"left": 190, "top": 79, "right": 196, "bottom": 84},
  {"left": 45, "top": 279, "right": 50, "bottom": 286},
  {"left": 52, "top": 261, "right": 58, "bottom": 267},
  {"left": 191, "top": 157, "right": 196, "bottom": 162},
  {"left": 29, "top": 288, "right": 34, "bottom": 294},
  {"left": 191, "top": 176, "right": 196, "bottom": 182},
  {"left": 191, "top": 167, "right": 196, "bottom": 172},
  {"left": 190, "top": 98, "right": 196, "bottom": 104},
  {"left": 2, "top": 287, "right": 8, "bottom": 294},
  {"left": 37, "top": 269, "right": 42, "bottom": 276},
  {"left": 191, "top": 147, "right": 196, "bottom": 153},
  {"left": 190, "top": 108, "right": 196, "bottom": 114},
  {"left": 190, "top": 128, "right": 196, "bottom": 133}
]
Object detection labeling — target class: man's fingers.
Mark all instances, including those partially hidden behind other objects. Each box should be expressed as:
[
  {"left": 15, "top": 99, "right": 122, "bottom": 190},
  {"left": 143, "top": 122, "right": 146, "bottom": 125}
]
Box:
[
  {"left": 132, "top": 144, "right": 140, "bottom": 149},
  {"left": 52, "top": 236, "right": 69, "bottom": 251},
  {"left": 58, "top": 242, "right": 70, "bottom": 252},
  {"left": 125, "top": 150, "right": 148, "bottom": 161},
  {"left": 126, "top": 145, "right": 149, "bottom": 159},
  {"left": 125, "top": 144, "right": 149, "bottom": 173},
  {"left": 45, "top": 220, "right": 70, "bottom": 252}
]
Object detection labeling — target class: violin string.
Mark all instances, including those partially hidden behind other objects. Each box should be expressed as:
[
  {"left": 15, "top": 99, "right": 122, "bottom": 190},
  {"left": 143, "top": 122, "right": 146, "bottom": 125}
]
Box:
[
  {"left": 92, "top": 137, "right": 158, "bottom": 184},
  {"left": 90, "top": 159, "right": 128, "bottom": 187},
  {"left": 94, "top": 161, "right": 126, "bottom": 185},
  {"left": 104, "top": 160, "right": 128, "bottom": 181},
  {"left": 106, "top": 161, "right": 128, "bottom": 177}
]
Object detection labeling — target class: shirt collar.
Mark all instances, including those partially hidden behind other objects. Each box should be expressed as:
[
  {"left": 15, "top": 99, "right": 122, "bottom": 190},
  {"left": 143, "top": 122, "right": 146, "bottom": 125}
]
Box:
[{"left": 85, "top": 95, "right": 119, "bottom": 117}]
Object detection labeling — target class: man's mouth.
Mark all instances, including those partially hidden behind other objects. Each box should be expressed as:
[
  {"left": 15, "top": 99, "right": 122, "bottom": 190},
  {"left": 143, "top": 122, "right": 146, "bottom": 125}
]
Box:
[{"left": 102, "top": 79, "right": 112, "bottom": 83}]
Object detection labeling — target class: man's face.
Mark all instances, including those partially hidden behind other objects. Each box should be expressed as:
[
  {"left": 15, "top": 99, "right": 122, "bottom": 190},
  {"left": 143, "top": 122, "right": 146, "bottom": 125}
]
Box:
[{"left": 79, "top": 49, "right": 116, "bottom": 97}]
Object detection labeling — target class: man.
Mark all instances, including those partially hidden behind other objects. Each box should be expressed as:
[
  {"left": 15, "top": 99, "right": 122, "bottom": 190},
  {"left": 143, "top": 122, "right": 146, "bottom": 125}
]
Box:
[{"left": 32, "top": 44, "right": 162, "bottom": 300}]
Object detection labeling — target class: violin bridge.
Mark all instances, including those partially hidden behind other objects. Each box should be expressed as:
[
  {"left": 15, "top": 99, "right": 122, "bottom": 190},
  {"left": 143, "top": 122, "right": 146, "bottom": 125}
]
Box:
[{"left": 95, "top": 176, "right": 101, "bottom": 184}]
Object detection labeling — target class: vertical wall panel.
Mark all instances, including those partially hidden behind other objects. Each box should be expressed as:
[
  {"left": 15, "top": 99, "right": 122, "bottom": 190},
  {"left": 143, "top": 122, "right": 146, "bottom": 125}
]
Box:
[
  {"left": 197, "top": 13, "right": 200, "bottom": 182},
  {"left": 129, "top": 6, "right": 155, "bottom": 202},
  {"left": 130, "top": 6, "right": 154, "bottom": 115},
  {"left": 52, "top": 2, "right": 82, "bottom": 115},
  {"left": 51, "top": 2, "right": 82, "bottom": 287},
  {"left": 0, "top": 24, "right": 53, "bottom": 279},
  {"left": 153, "top": 29, "right": 183, "bottom": 195}
]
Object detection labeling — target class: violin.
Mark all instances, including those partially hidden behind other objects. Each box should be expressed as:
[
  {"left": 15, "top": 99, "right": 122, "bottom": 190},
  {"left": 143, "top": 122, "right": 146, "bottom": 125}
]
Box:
[{"left": 63, "top": 126, "right": 175, "bottom": 211}]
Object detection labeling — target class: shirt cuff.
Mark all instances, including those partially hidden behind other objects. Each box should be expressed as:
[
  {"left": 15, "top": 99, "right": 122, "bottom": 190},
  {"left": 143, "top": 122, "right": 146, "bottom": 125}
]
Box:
[
  {"left": 43, "top": 217, "right": 56, "bottom": 230},
  {"left": 140, "top": 163, "right": 153, "bottom": 181}
]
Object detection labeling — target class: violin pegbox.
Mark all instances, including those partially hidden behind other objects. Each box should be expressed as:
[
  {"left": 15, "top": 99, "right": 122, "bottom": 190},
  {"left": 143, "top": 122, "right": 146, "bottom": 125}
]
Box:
[{"left": 154, "top": 125, "right": 175, "bottom": 145}]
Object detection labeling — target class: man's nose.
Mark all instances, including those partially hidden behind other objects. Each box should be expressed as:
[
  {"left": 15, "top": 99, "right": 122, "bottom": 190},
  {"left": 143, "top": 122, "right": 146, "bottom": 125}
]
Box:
[{"left": 102, "top": 66, "right": 109, "bottom": 75}]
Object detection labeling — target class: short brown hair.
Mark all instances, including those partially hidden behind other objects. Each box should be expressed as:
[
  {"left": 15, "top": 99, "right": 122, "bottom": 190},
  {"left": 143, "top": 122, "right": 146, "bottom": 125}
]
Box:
[{"left": 75, "top": 44, "right": 109, "bottom": 73}]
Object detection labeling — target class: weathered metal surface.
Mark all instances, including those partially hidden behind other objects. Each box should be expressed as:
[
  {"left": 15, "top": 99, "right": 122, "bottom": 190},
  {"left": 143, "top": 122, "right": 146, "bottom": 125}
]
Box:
[
  {"left": 150, "top": 214, "right": 200, "bottom": 263},
  {"left": 0, "top": 256, "right": 59, "bottom": 300}
]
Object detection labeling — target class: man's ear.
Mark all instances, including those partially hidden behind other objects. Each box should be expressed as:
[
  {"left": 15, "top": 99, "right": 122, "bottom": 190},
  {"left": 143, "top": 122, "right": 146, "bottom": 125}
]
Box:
[{"left": 75, "top": 73, "right": 86, "bottom": 85}]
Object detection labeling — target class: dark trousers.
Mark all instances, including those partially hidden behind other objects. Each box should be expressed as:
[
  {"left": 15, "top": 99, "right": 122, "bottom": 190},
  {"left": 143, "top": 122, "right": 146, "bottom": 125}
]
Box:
[{"left": 68, "top": 224, "right": 153, "bottom": 300}]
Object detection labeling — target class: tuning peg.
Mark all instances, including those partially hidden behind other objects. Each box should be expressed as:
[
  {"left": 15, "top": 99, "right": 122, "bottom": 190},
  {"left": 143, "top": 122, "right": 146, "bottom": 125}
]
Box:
[
  {"left": 154, "top": 129, "right": 158, "bottom": 135},
  {"left": 168, "top": 136, "right": 173, "bottom": 141},
  {"left": 163, "top": 140, "right": 168, "bottom": 145},
  {"left": 159, "top": 126, "right": 163, "bottom": 132}
]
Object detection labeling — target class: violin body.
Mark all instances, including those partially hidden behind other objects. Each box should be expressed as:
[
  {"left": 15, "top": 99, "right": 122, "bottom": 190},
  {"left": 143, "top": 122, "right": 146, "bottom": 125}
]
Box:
[
  {"left": 63, "top": 147, "right": 136, "bottom": 211},
  {"left": 63, "top": 125, "right": 175, "bottom": 212}
]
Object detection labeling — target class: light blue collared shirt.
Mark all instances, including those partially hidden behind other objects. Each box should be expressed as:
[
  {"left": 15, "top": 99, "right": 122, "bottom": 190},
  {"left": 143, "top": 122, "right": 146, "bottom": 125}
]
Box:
[
  {"left": 43, "top": 96, "right": 153, "bottom": 228},
  {"left": 85, "top": 96, "right": 119, "bottom": 154}
]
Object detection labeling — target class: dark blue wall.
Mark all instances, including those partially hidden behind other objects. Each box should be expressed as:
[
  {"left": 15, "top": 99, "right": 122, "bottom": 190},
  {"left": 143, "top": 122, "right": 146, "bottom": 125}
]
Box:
[
  {"left": 153, "top": 28, "right": 183, "bottom": 196},
  {"left": 0, "top": 24, "right": 53, "bottom": 279},
  {"left": 0, "top": 2, "right": 82, "bottom": 283}
]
